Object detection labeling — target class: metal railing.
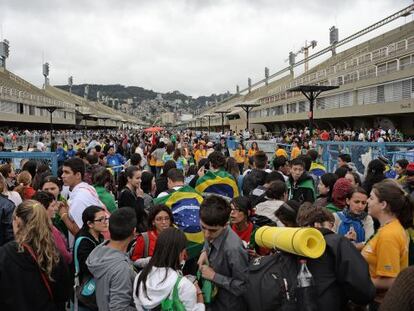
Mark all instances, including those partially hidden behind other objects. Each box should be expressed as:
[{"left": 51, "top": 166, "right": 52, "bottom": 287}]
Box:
[{"left": 0, "top": 151, "right": 58, "bottom": 175}]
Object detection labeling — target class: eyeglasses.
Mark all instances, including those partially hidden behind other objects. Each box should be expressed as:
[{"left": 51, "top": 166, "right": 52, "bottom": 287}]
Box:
[
  {"left": 155, "top": 216, "right": 170, "bottom": 222},
  {"left": 93, "top": 217, "right": 109, "bottom": 223}
]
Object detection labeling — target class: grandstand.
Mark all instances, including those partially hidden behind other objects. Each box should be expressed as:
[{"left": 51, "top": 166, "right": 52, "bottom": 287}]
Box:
[
  {"left": 0, "top": 66, "right": 144, "bottom": 129},
  {"left": 190, "top": 12, "right": 414, "bottom": 136}
]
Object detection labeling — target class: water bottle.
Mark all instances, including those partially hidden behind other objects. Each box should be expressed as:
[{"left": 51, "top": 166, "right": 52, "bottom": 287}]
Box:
[{"left": 296, "top": 259, "right": 318, "bottom": 311}]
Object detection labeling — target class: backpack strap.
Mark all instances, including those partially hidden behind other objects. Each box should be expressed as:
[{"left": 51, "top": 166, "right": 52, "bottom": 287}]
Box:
[
  {"left": 142, "top": 232, "right": 150, "bottom": 258},
  {"left": 172, "top": 275, "right": 182, "bottom": 301},
  {"left": 74, "top": 236, "right": 95, "bottom": 275}
]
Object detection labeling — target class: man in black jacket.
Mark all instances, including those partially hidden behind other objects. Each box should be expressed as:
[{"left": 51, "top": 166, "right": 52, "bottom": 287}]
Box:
[
  {"left": 287, "top": 158, "right": 316, "bottom": 204},
  {"left": 296, "top": 204, "right": 376, "bottom": 310}
]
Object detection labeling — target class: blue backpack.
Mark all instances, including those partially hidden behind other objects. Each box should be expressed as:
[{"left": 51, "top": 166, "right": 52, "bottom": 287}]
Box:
[{"left": 336, "top": 212, "right": 365, "bottom": 243}]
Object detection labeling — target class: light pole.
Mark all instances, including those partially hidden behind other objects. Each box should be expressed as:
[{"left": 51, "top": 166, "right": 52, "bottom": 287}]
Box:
[
  {"left": 287, "top": 85, "right": 339, "bottom": 135},
  {"left": 235, "top": 102, "right": 261, "bottom": 132},
  {"left": 204, "top": 114, "right": 215, "bottom": 134},
  {"left": 37, "top": 106, "right": 61, "bottom": 146},
  {"left": 215, "top": 110, "right": 230, "bottom": 134}
]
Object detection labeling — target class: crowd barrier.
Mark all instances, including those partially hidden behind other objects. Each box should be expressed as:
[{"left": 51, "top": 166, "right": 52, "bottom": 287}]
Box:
[
  {"left": 2, "top": 133, "right": 84, "bottom": 150},
  {"left": 0, "top": 152, "right": 58, "bottom": 176}
]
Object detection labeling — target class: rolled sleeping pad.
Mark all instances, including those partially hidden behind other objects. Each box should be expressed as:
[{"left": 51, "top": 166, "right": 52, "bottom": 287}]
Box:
[{"left": 255, "top": 226, "right": 326, "bottom": 259}]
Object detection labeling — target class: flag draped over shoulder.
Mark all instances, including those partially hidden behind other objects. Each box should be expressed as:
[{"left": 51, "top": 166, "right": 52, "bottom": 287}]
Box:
[
  {"left": 309, "top": 162, "right": 326, "bottom": 177},
  {"left": 153, "top": 185, "right": 204, "bottom": 259},
  {"left": 195, "top": 169, "right": 239, "bottom": 199}
]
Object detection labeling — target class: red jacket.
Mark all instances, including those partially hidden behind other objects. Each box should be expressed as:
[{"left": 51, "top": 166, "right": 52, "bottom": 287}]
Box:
[{"left": 131, "top": 230, "right": 158, "bottom": 261}]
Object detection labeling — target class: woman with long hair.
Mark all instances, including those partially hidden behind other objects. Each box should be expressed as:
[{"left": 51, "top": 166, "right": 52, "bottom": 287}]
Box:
[
  {"left": 315, "top": 173, "right": 338, "bottom": 209},
  {"left": 133, "top": 227, "right": 204, "bottom": 311},
  {"left": 73, "top": 205, "right": 107, "bottom": 311},
  {"left": 173, "top": 148, "right": 187, "bottom": 173},
  {"left": 32, "top": 191, "right": 72, "bottom": 265},
  {"left": 362, "top": 159, "right": 385, "bottom": 194},
  {"left": 155, "top": 160, "right": 177, "bottom": 197},
  {"left": 130, "top": 205, "right": 174, "bottom": 267},
  {"left": 362, "top": 179, "right": 414, "bottom": 309},
  {"left": 234, "top": 143, "right": 246, "bottom": 174},
  {"left": 0, "top": 200, "right": 71, "bottom": 310},
  {"left": 118, "top": 166, "right": 147, "bottom": 232}
]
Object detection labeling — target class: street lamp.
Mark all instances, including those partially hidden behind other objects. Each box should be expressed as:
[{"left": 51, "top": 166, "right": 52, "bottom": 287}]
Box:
[
  {"left": 36, "top": 105, "right": 62, "bottom": 146},
  {"left": 287, "top": 85, "right": 339, "bottom": 135},
  {"left": 215, "top": 110, "right": 230, "bottom": 134},
  {"left": 203, "top": 113, "right": 215, "bottom": 134},
  {"left": 235, "top": 102, "right": 261, "bottom": 131}
]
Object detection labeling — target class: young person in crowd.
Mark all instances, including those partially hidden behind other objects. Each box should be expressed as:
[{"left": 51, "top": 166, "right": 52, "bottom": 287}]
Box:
[
  {"left": 133, "top": 227, "right": 205, "bottom": 311},
  {"left": 362, "top": 180, "right": 414, "bottom": 310},
  {"left": 131, "top": 204, "right": 174, "bottom": 266},
  {"left": 333, "top": 187, "right": 374, "bottom": 250},
  {"left": 315, "top": 173, "right": 338, "bottom": 208},
  {"left": 287, "top": 158, "right": 316, "bottom": 204},
  {"left": 198, "top": 195, "right": 248, "bottom": 311},
  {"left": 87, "top": 208, "right": 137, "bottom": 311},
  {"left": 230, "top": 196, "right": 255, "bottom": 245},
  {"left": 118, "top": 166, "right": 147, "bottom": 232},
  {"left": 0, "top": 200, "right": 71, "bottom": 310},
  {"left": 296, "top": 203, "right": 376, "bottom": 311}
]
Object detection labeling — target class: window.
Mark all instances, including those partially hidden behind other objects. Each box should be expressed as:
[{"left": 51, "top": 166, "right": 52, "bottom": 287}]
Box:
[
  {"left": 18, "top": 103, "right": 24, "bottom": 114},
  {"left": 29, "top": 106, "right": 35, "bottom": 115},
  {"left": 377, "top": 85, "right": 385, "bottom": 103}
]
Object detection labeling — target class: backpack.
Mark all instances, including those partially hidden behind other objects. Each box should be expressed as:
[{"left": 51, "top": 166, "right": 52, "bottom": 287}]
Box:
[
  {"left": 336, "top": 212, "right": 365, "bottom": 243},
  {"left": 74, "top": 236, "right": 98, "bottom": 311},
  {"left": 160, "top": 276, "right": 185, "bottom": 311},
  {"left": 129, "top": 232, "right": 150, "bottom": 259},
  {"left": 244, "top": 251, "right": 299, "bottom": 311}
]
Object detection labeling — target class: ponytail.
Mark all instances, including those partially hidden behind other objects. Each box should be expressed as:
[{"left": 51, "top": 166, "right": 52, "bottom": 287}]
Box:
[{"left": 372, "top": 180, "right": 414, "bottom": 229}]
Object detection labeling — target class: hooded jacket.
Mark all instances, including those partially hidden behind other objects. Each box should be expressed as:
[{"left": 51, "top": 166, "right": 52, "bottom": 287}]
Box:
[
  {"left": 86, "top": 241, "right": 136, "bottom": 311},
  {"left": 287, "top": 172, "right": 316, "bottom": 204},
  {"left": 0, "top": 241, "right": 71, "bottom": 311},
  {"left": 255, "top": 200, "right": 285, "bottom": 227},
  {"left": 133, "top": 267, "right": 205, "bottom": 311}
]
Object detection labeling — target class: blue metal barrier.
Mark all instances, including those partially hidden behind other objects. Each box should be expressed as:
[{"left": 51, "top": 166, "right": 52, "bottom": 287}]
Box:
[
  {"left": 0, "top": 152, "right": 58, "bottom": 176},
  {"left": 316, "top": 141, "right": 414, "bottom": 174}
]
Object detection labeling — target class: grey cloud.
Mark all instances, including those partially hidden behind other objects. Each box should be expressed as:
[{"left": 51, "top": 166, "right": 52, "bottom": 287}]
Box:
[{"left": 0, "top": 0, "right": 411, "bottom": 96}]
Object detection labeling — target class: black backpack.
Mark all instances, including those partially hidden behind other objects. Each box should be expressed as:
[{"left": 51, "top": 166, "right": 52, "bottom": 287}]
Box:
[{"left": 245, "top": 251, "right": 299, "bottom": 311}]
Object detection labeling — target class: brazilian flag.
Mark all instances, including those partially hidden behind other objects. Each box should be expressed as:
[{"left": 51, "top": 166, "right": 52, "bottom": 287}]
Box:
[
  {"left": 154, "top": 185, "right": 204, "bottom": 259},
  {"left": 309, "top": 162, "right": 326, "bottom": 177},
  {"left": 195, "top": 169, "right": 239, "bottom": 199}
]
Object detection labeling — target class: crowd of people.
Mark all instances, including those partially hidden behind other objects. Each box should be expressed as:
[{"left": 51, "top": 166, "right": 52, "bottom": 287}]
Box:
[{"left": 0, "top": 127, "right": 414, "bottom": 311}]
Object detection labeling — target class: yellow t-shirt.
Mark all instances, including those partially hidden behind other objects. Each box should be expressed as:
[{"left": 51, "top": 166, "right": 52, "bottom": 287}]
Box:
[
  {"left": 247, "top": 149, "right": 257, "bottom": 158},
  {"left": 275, "top": 148, "right": 288, "bottom": 158},
  {"left": 290, "top": 147, "right": 301, "bottom": 160},
  {"left": 234, "top": 149, "right": 246, "bottom": 164},
  {"left": 362, "top": 218, "right": 408, "bottom": 279},
  {"left": 194, "top": 149, "right": 206, "bottom": 164}
]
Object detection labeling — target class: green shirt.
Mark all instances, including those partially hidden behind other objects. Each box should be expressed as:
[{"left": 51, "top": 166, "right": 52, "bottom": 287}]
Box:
[{"left": 94, "top": 185, "right": 117, "bottom": 213}]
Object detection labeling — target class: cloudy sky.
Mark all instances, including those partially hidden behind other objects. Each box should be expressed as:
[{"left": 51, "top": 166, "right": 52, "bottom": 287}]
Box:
[{"left": 0, "top": 0, "right": 412, "bottom": 96}]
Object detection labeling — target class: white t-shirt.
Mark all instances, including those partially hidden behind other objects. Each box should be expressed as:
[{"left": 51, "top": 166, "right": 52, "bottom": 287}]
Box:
[
  {"left": 68, "top": 182, "right": 104, "bottom": 247},
  {"left": 36, "top": 141, "right": 45, "bottom": 151}
]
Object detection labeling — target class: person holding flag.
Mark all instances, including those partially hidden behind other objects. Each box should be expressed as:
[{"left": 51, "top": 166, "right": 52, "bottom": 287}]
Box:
[{"left": 195, "top": 151, "right": 239, "bottom": 200}]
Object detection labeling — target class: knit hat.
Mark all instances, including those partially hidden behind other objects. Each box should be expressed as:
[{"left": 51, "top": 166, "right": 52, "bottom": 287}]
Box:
[
  {"left": 407, "top": 162, "right": 414, "bottom": 176},
  {"left": 332, "top": 178, "right": 353, "bottom": 210}
]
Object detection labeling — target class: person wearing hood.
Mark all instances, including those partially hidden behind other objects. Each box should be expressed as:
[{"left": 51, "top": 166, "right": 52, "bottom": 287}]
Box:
[
  {"left": 87, "top": 207, "right": 137, "bottom": 311},
  {"left": 287, "top": 158, "right": 316, "bottom": 204},
  {"left": 255, "top": 180, "right": 287, "bottom": 227},
  {"left": 326, "top": 178, "right": 353, "bottom": 213},
  {"left": 133, "top": 227, "right": 204, "bottom": 311}
]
